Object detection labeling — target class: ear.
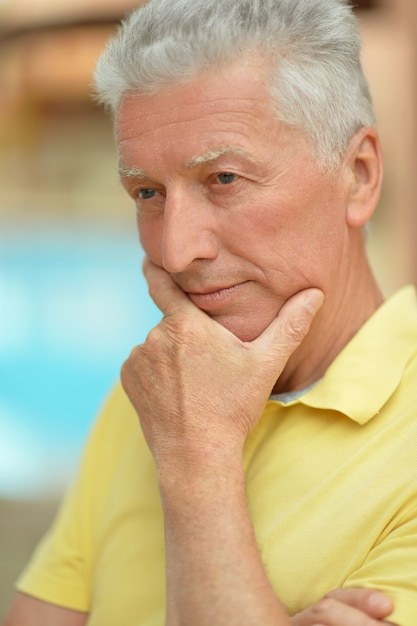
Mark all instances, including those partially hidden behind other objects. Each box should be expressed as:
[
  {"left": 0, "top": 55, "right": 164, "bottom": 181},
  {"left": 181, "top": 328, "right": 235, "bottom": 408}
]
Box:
[{"left": 345, "top": 127, "right": 383, "bottom": 228}]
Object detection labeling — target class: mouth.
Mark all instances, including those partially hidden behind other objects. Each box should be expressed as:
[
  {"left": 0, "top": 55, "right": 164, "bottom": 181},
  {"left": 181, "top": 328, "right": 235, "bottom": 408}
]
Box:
[{"left": 185, "top": 281, "right": 250, "bottom": 311}]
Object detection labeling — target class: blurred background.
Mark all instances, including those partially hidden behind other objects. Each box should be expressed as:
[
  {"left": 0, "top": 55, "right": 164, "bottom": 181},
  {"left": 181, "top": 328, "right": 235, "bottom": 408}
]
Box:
[{"left": 0, "top": 0, "right": 416, "bottom": 615}]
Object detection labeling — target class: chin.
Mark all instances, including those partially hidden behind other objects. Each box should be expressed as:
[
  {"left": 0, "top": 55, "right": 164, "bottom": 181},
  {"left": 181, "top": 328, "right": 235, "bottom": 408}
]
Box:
[{"left": 213, "top": 313, "right": 271, "bottom": 343}]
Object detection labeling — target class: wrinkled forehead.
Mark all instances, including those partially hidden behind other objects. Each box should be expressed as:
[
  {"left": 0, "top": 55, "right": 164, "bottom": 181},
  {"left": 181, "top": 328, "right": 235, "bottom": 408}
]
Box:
[{"left": 114, "top": 53, "right": 278, "bottom": 135}]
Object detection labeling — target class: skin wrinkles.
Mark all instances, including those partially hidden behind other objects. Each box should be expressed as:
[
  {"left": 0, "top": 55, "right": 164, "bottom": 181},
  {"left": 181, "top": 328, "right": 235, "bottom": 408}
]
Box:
[
  {"left": 116, "top": 85, "right": 279, "bottom": 153},
  {"left": 117, "top": 105, "right": 264, "bottom": 144},
  {"left": 118, "top": 90, "right": 270, "bottom": 128},
  {"left": 119, "top": 123, "right": 300, "bottom": 205},
  {"left": 117, "top": 55, "right": 383, "bottom": 392},
  {"left": 119, "top": 150, "right": 290, "bottom": 202},
  {"left": 119, "top": 147, "right": 258, "bottom": 184}
]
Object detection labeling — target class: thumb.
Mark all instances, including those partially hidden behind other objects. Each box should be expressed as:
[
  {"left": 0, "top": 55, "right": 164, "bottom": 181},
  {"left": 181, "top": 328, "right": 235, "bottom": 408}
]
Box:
[{"left": 253, "top": 288, "right": 324, "bottom": 359}]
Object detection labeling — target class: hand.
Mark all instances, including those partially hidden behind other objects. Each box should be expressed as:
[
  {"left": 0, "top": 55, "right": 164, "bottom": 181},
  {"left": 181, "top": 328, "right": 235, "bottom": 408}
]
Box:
[
  {"left": 291, "top": 588, "right": 395, "bottom": 625},
  {"left": 122, "top": 260, "right": 324, "bottom": 626},
  {"left": 121, "top": 259, "right": 324, "bottom": 470}
]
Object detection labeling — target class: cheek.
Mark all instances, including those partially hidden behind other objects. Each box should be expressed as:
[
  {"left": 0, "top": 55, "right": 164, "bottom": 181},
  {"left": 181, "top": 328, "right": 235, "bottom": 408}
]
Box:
[
  {"left": 235, "top": 191, "right": 345, "bottom": 285},
  {"left": 137, "top": 215, "right": 164, "bottom": 265}
]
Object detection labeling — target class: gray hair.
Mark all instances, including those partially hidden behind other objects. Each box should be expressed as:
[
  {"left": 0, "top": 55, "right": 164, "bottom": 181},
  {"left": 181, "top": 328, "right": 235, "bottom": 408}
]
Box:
[{"left": 93, "top": 0, "right": 376, "bottom": 171}]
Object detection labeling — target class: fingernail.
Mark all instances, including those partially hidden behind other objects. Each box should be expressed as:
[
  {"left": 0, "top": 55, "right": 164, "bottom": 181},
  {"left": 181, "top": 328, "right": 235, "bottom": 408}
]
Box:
[
  {"left": 368, "top": 591, "right": 393, "bottom": 610},
  {"left": 302, "top": 289, "right": 325, "bottom": 314}
]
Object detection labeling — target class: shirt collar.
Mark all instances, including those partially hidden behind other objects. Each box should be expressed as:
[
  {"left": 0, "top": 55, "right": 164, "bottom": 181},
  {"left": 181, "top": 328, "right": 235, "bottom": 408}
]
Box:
[{"left": 282, "top": 286, "right": 417, "bottom": 424}]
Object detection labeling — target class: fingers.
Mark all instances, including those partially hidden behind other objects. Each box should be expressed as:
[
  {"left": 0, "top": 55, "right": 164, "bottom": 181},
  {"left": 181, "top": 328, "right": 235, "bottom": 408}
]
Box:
[
  {"left": 292, "top": 595, "right": 393, "bottom": 626},
  {"left": 143, "top": 258, "right": 194, "bottom": 317},
  {"left": 291, "top": 588, "right": 394, "bottom": 626},
  {"left": 144, "top": 257, "right": 324, "bottom": 362},
  {"left": 146, "top": 256, "right": 324, "bottom": 358},
  {"left": 325, "top": 588, "right": 394, "bottom": 619},
  {"left": 253, "top": 288, "right": 324, "bottom": 357}
]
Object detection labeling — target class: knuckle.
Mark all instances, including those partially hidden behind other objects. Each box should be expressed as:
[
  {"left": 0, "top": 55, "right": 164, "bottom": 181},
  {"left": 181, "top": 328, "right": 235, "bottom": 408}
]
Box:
[
  {"left": 285, "top": 316, "right": 309, "bottom": 345},
  {"left": 145, "top": 325, "right": 163, "bottom": 346},
  {"left": 167, "top": 313, "right": 205, "bottom": 348},
  {"left": 120, "top": 345, "right": 142, "bottom": 382},
  {"left": 120, "top": 357, "right": 132, "bottom": 391},
  {"left": 147, "top": 314, "right": 196, "bottom": 344},
  {"left": 172, "top": 311, "right": 201, "bottom": 333},
  {"left": 169, "top": 313, "right": 190, "bottom": 335},
  {"left": 311, "top": 597, "right": 336, "bottom": 615}
]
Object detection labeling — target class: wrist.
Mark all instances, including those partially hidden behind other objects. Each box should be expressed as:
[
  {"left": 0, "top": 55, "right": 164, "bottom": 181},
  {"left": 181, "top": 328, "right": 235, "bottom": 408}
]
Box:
[
  {"left": 154, "top": 433, "right": 245, "bottom": 477},
  {"left": 157, "top": 447, "right": 246, "bottom": 501}
]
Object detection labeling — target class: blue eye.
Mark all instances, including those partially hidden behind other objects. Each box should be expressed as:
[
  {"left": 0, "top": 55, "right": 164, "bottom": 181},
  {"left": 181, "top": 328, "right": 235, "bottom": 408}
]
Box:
[
  {"left": 138, "top": 189, "right": 156, "bottom": 200},
  {"left": 217, "top": 172, "right": 236, "bottom": 185}
]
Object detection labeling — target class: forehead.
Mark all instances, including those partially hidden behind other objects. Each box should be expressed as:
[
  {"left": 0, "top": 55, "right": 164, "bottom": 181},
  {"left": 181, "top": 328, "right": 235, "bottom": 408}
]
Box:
[{"left": 115, "top": 57, "right": 287, "bottom": 167}]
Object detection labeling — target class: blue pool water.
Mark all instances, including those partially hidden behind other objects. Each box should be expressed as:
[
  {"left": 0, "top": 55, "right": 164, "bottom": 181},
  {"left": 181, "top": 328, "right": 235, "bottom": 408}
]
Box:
[{"left": 0, "top": 222, "right": 162, "bottom": 499}]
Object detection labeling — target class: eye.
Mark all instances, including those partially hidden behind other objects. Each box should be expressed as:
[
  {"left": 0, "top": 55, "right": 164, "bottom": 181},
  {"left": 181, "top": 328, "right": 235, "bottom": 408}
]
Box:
[
  {"left": 216, "top": 172, "right": 236, "bottom": 185},
  {"left": 138, "top": 189, "right": 156, "bottom": 200}
]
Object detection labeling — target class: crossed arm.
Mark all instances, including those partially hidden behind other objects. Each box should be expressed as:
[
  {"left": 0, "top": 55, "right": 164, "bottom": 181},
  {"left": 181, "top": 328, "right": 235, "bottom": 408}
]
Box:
[
  {"left": 2, "top": 260, "right": 397, "bottom": 626},
  {"left": 2, "top": 586, "right": 394, "bottom": 626}
]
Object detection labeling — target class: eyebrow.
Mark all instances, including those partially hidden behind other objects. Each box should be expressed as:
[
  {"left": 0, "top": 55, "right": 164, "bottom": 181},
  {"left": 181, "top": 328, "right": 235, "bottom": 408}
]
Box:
[
  {"left": 118, "top": 146, "right": 255, "bottom": 180},
  {"left": 185, "top": 146, "right": 250, "bottom": 169},
  {"left": 118, "top": 164, "right": 148, "bottom": 179}
]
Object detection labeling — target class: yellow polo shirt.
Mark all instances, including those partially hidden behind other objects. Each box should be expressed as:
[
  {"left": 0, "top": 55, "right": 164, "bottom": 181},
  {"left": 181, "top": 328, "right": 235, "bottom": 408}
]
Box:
[{"left": 17, "top": 286, "right": 417, "bottom": 625}]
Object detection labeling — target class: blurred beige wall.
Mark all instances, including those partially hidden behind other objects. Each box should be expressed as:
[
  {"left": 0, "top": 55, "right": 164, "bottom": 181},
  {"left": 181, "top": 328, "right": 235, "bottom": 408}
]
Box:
[
  {"left": 359, "top": 0, "right": 417, "bottom": 292},
  {"left": 0, "top": 0, "right": 139, "bottom": 27}
]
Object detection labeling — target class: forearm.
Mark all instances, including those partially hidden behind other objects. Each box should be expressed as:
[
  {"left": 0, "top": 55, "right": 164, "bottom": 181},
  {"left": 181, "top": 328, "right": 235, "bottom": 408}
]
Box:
[
  {"left": 121, "top": 265, "right": 324, "bottom": 624},
  {"left": 158, "top": 454, "right": 291, "bottom": 626}
]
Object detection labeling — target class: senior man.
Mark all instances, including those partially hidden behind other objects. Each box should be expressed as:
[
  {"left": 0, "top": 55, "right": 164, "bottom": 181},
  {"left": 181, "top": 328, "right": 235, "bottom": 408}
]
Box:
[{"left": 3, "top": 0, "right": 417, "bottom": 625}]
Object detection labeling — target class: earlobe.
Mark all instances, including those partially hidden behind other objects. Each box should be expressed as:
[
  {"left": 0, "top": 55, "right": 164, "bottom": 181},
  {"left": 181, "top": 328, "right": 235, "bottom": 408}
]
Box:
[{"left": 345, "top": 127, "right": 383, "bottom": 228}]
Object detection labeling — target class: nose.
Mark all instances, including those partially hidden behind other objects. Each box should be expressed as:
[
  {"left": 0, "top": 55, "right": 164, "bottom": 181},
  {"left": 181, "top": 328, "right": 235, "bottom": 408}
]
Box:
[{"left": 161, "top": 188, "right": 219, "bottom": 273}]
